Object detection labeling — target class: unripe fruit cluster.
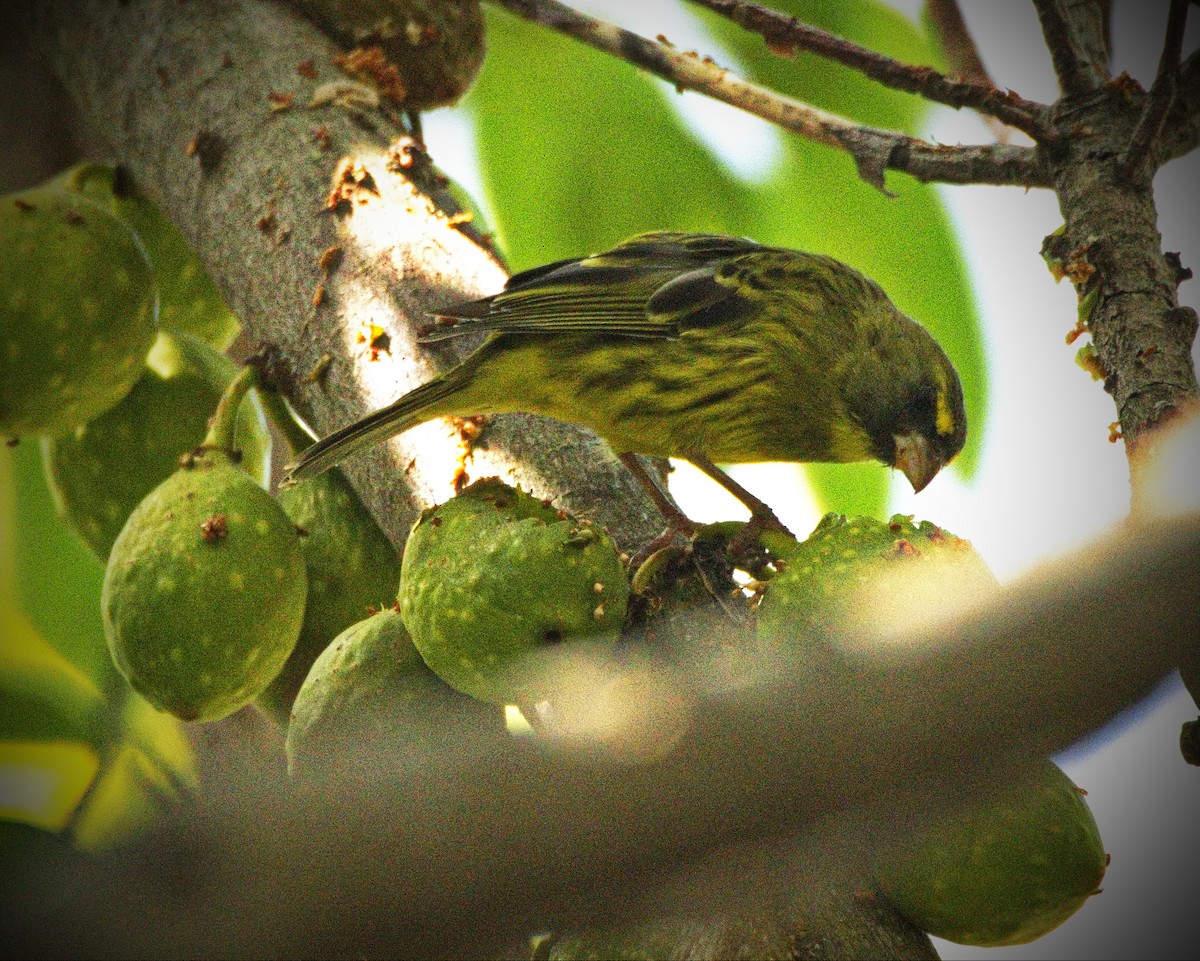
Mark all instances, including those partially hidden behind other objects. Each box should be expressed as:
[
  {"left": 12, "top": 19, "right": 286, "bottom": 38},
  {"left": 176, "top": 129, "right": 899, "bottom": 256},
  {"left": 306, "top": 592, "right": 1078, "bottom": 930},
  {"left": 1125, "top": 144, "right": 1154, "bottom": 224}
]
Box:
[{"left": 5, "top": 163, "right": 1106, "bottom": 953}]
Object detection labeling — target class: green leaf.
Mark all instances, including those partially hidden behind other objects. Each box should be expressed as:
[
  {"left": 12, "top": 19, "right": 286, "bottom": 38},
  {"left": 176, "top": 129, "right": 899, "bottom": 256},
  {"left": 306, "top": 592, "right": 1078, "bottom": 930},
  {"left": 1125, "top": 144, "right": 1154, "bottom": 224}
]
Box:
[
  {"left": 464, "top": 5, "right": 749, "bottom": 269},
  {"left": 7, "top": 441, "right": 113, "bottom": 686}
]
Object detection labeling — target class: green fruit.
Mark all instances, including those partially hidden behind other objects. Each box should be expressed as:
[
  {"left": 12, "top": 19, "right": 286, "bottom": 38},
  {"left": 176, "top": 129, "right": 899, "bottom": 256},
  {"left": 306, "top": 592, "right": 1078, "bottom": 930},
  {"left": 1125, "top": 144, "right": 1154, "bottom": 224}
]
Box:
[
  {"left": 0, "top": 188, "right": 157, "bottom": 439},
  {"left": 285, "top": 608, "right": 500, "bottom": 777},
  {"left": 102, "top": 430, "right": 307, "bottom": 721},
  {"left": 52, "top": 164, "right": 240, "bottom": 350},
  {"left": 257, "top": 470, "right": 402, "bottom": 725},
  {"left": 42, "top": 331, "right": 271, "bottom": 561},
  {"left": 399, "top": 477, "right": 629, "bottom": 705},
  {"left": 875, "top": 759, "right": 1107, "bottom": 946},
  {"left": 756, "top": 513, "right": 996, "bottom": 652}
]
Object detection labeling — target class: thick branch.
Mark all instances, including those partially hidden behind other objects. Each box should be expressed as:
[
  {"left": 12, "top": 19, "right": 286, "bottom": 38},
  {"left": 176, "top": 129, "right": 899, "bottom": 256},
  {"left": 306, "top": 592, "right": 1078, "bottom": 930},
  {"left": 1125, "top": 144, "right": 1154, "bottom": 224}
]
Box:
[
  {"left": 686, "top": 0, "right": 1054, "bottom": 141},
  {"left": 1044, "top": 81, "right": 1200, "bottom": 472},
  {"left": 1122, "top": 0, "right": 1190, "bottom": 183},
  {"left": 1034, "top": 0, "right": 1110, "bottom": 95},
  {"left": 4, "top": 515, "right": 1197, "bottom": 956},
  {"left": 14, "top": 0, "right": 664, "bottom": 554},
  {"left": 490, "top": 0, "right": 1050, "bottom": 190}
]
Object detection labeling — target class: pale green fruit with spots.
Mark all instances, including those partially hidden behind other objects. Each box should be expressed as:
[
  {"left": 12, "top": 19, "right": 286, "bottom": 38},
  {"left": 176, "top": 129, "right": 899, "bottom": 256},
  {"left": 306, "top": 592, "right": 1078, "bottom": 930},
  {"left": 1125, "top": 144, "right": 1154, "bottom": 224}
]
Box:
[
  {"left": 875, "top": 758, "right": 1107, "bottom": 946},
  {"left": 257, "top": 461, "right": 402, "bottom": 726},
  {"left": 102, "top": 369, "right": 306, "bottom": 722},
  {"left": 285, "top": 608, "right": 501, "bottom": 777},
  {"left": 42, "top": 331, "right": 271, "bottom": 561},
  {"left": 0, "top": 188, "right": 157, "bottom": 439},
  {"left": 756, "top": 513, "right": 996, "bottom": 654},
  {"left": 51, "top": 164, "right": 240, "bottom": 351},
  {"left": 252, "top": 389, "right": 402, "bottom": 726},
  {"left": 399, "top": 477, "right": 629, "bottom": 706}
]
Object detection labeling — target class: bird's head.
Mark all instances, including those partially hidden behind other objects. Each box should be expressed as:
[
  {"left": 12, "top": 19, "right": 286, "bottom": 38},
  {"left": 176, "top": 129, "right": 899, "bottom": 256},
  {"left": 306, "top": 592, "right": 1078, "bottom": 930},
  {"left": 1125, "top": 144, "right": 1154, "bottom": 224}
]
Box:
[{"left": 843, "top": 307, "right": 967, "bottom": 493}]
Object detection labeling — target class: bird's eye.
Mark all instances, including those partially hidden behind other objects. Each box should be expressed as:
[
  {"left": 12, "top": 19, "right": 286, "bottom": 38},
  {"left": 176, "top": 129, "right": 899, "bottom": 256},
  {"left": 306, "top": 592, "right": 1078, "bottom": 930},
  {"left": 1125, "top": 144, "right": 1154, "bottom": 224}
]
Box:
[{"left": 915, "top": 383, "right": 937, "bottom": 415}]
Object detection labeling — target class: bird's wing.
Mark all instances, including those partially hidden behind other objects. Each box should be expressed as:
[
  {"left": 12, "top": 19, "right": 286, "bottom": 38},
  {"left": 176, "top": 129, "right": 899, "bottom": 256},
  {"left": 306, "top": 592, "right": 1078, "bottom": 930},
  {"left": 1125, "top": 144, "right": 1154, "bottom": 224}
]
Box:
[{"left": 423, "top": 232, "right": 766, "bottom": 342}]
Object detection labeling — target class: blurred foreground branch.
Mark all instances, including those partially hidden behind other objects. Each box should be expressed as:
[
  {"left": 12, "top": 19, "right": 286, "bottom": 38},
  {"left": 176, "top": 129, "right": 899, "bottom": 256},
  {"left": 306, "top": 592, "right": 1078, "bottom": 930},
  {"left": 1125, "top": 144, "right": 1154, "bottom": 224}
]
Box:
[{"left": 4, "top": 515, "right": 1197, "bottom": 957}]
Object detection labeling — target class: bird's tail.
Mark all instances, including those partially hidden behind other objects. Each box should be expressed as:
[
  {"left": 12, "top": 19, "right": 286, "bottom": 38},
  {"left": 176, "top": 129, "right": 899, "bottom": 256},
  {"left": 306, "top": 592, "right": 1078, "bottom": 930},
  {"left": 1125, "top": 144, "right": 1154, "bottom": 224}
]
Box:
[{"left": 282, "top": 348, "right": 489, "bottom": 484}]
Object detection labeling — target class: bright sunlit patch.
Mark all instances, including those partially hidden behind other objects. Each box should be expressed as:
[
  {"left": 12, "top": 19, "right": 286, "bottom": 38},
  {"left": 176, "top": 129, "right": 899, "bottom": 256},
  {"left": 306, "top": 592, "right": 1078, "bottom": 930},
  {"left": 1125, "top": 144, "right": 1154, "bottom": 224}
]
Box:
[
  {"left": 668, "top": 459, "right": 822, "bottom": 538},
  {"left": 1129, "top": 410, "right": 1200, "bottom": 520},
  {"left": 420, "top": 110, "right": 497, "bottom": 228},
  {"left": 504, "top": 704, "right": 534, "bottom": 735},
  {"left": 330, "top": 147, "right": 513, "bottom": 502}
]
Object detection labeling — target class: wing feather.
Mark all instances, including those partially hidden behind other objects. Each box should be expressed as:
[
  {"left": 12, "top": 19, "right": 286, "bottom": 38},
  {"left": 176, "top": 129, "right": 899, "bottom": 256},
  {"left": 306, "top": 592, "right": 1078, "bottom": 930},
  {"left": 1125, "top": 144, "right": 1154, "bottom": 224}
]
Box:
[{"left": 425, "top": 232, "right": 771, "bottom": 342}]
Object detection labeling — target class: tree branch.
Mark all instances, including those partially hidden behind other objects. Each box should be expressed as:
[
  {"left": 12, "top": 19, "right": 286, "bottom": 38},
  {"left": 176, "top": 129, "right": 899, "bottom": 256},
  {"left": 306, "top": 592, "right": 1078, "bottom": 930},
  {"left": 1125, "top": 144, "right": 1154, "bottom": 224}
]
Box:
[
  {"left": 1121, "top": 0, "right": 1190, "bottom": 183},
  {"left": 924, "top": 0, "right": 1013, "bottom": 142},
  {"left": 1033, "top": 0, "right": 1109, "bottom": 96},
  {"left": 1161, "top": 46, "right": 1200, "bottom": 163},
  {"left": 12, "top": 0, "right": 665, "bottom": 554},
  {"left": 489, "top": 0, "right": 1051, "bottom": 190},
  {"left": 684, "top": 0, "right": 1054, "bottom": 141}
]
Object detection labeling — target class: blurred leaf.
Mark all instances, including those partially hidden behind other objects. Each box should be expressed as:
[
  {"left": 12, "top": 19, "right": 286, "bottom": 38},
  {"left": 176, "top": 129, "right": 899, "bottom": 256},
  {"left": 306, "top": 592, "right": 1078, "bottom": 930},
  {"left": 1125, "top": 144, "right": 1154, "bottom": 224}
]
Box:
[
  {"left": 0, "top": 741, "right": 100, "bottom": 832},
  {"left": 692, "top": 0, "right": 987, "bottom": 515},
  {"left": 71, "top": 744, "right": 183, "bottom": 854},
  {"left": 0, "top": 606, "right": 108, "bottom": 747},
  {"left": 465, "top": 5, "right": 748, "bottom": 269},
  {"left": 0, "top": 446, "right": 13, "bottom": 593},
  {"left": 2, "top": 443, "right": 197, "bottom": 848},
  {"left": 122, "top": 695, "right": 199, "bottom": 795},
  {"left": 8, "top": 440, "right": 112, "bottom": 684}
]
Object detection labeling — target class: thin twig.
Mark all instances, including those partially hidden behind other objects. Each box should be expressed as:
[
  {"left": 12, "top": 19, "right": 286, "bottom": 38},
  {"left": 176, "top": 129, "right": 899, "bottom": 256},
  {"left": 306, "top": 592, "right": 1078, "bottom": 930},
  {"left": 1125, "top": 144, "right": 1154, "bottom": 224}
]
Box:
[
  {"left": 1121, "top": 0, "right": 1190, "bottom": 183},
  {"left": 1033, "top": 0, "right": 1104, "bottom": 96},
  {"left": 924, "top": 0, "right": 1011, "bottom": 142},
  {"left": 1160, "top": 45, "right": 1200, "bottom": 163},
  {"left": 924, "top": 0, "right": 992, "bottom": 87},
  {"left": 685, "top": 0, "right": 1053, "bottom": 141},
  {"left": 1098, "top": 0, "right": 1114, "bottom": 63},
  {"left": 489, "top": 0, "right": 1049, "bottom": 190}
]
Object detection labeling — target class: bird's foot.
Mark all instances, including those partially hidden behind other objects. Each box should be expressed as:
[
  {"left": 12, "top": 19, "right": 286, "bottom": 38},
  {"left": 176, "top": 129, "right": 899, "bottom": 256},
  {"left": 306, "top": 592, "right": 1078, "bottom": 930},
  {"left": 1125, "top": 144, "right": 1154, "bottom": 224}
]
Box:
[
  {"left": 725, "top": 508, "right": 793, "bottom": 573},
  {"left": 626, "top": 514, "right": 697, "bottom": 573}
]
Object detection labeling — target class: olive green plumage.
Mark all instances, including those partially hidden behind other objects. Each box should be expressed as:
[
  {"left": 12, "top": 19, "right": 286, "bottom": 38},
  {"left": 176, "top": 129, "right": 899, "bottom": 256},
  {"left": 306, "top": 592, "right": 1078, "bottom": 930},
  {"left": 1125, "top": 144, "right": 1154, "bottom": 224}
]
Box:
[{"left": 284, "top": 232, "right": 966, "bottom": 494}]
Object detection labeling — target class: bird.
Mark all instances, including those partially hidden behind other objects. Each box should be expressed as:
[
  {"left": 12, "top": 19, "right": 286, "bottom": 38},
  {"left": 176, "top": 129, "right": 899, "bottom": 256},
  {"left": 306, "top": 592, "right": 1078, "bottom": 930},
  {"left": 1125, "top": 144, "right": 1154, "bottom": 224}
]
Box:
[{"left": 283, "top": 231, "right": 966, "bottom": 543}]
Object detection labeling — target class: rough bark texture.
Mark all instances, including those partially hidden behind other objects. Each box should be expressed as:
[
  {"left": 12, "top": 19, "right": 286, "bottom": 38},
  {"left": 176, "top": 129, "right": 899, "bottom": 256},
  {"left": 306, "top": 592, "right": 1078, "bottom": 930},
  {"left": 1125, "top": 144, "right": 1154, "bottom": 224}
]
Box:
[
  {"left": 1034, "top": 6, "right": 1200, "bottom": 510},
  {"left": 1048, "top": 92, "right": 1199, "bottom": 487},
  {"left": 14, "top": 0, "right": 664, "bottom": 554}
]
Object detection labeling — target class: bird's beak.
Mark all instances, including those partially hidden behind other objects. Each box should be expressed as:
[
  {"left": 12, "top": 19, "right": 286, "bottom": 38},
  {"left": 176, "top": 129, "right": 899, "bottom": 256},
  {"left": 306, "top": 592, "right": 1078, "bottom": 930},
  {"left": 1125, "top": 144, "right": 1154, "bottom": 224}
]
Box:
[{"left": 894, "top": 432, "right": 943, "bottom": 493}]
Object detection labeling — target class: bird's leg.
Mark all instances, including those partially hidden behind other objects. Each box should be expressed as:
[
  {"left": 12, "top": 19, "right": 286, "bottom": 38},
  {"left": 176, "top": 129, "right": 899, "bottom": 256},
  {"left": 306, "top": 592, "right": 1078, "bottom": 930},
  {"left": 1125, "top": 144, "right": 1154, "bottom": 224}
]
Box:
[
  {"left": 686, "top": 454, "right": 794, "bottom": 558},
  {"left": 619, "top": 452, "right": 696, "bottom": 568}
]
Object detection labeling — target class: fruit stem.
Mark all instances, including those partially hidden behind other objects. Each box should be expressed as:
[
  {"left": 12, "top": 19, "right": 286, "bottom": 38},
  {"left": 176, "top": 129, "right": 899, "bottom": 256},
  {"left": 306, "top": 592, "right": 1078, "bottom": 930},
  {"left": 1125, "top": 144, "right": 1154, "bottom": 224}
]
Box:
[
  {"left": 202, "top": 364, "right": 259, "bottom": 453},
  {"left": 256, "top": 386, "right": 318, "bottom": 459}
]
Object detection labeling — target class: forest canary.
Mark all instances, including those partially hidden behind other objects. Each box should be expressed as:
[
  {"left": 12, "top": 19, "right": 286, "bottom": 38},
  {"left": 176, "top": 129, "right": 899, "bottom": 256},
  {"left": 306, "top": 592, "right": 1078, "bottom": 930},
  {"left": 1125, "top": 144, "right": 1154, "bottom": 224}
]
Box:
[{"left": 284, "top": 232, "right": 966, "bottom": 525}]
